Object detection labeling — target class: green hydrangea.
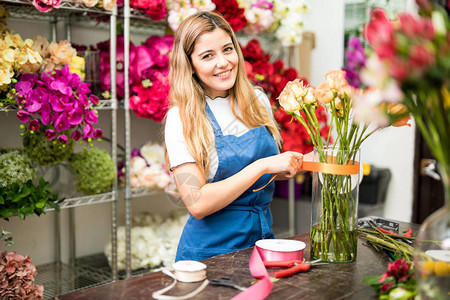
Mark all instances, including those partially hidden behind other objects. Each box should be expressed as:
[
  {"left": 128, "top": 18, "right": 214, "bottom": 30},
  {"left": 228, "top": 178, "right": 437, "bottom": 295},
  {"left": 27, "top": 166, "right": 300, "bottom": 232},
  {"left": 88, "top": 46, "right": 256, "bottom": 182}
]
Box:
[
  {"left": 69, "top": 148, "right": 116, "bottom": 195},
  {"left": 23, "top": 129, "right": 74, "bottom": 165},
  {"left": 0, "top": 149, "right": 36, "bottom": 188}
]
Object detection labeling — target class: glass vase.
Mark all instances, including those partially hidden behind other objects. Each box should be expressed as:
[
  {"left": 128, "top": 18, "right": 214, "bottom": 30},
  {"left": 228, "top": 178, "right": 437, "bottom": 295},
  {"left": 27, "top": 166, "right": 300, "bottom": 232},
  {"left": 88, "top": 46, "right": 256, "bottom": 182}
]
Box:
[
  {"left": 414, "top": 165, "right": 450, "bottom": 300},
  {"left": 310, "top": 147, "right": 360, "bottom": 262}
]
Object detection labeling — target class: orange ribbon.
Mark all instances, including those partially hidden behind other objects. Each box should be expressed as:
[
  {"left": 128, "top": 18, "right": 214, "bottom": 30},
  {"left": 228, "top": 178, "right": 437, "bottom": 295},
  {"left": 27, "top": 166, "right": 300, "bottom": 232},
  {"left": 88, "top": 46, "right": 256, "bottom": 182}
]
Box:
[{"left": 252, "top": 158, "right": 360, "bottom": 192}]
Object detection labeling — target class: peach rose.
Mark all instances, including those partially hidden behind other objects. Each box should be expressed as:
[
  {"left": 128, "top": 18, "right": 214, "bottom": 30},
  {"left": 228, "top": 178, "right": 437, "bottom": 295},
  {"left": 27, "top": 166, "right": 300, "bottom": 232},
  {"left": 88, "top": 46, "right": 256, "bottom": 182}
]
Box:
[
  {"left": 313, "top": 81, "right": 334, "bottom": 104},
  {"left": 325, "top": 69, "right": 348, "bottom": 90},
  {"left": 48, "top": 40, "right": 76, "bottom": 65},
  {"left": 102, "top": 0, "right": 116, "bottom": 11},
  {"left": 82, "top": 0, "right": 98, "bottom": 7},
  {"left": 278, "top": 89, "right": 301, "bottom": 113}
]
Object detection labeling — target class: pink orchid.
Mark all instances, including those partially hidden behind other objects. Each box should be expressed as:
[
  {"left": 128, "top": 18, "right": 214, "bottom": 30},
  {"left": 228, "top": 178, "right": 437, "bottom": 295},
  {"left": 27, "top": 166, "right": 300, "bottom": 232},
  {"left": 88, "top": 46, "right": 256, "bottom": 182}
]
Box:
[
  {"left": 44, "top": 129, "right": 57, "bottom": 140},
  {"left": 32, "top": 0, "right": 61, "bottom": 13}
]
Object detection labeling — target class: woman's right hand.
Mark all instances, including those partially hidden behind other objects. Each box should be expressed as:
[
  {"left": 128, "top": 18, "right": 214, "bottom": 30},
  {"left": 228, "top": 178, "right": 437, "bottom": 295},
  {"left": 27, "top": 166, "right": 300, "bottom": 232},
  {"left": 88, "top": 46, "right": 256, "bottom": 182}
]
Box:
[{"left": 259, "top": 151, "right": 303, "bottom": 179}]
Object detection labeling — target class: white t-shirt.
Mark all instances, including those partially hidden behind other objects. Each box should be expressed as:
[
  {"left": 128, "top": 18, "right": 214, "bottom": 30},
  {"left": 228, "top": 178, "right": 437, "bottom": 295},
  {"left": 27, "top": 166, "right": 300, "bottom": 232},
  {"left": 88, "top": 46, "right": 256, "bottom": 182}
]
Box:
[{"left": 165, "top": 89, "right": 273, "bottom": 181}]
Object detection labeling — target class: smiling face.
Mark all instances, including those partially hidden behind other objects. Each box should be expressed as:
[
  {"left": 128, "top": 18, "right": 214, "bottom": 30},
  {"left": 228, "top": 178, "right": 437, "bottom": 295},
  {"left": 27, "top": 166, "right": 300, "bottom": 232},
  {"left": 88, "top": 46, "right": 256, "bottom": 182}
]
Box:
[{"left": 190, "top": 28, "right": 239, "bottom": 98}]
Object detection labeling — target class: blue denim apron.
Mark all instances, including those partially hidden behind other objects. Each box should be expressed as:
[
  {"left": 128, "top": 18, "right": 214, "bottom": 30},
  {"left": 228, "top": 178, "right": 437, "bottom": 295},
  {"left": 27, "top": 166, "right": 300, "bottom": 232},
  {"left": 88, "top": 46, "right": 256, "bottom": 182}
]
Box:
[{"left": 175, "top": 102, "right": 279, "bottom": 261}]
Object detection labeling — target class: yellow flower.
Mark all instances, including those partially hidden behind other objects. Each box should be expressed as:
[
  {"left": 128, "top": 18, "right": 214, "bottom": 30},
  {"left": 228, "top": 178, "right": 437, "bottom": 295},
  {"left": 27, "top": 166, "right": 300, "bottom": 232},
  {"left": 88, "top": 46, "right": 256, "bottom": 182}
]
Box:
[
  {"left": 69, "top": 56, "right": 86, "bottom": 81},
  {"left": 0, "top": 59, "right": 14, "bottom": 85},
  {"left": 32, "top": 35, "right": 50, "bottom": 58}
]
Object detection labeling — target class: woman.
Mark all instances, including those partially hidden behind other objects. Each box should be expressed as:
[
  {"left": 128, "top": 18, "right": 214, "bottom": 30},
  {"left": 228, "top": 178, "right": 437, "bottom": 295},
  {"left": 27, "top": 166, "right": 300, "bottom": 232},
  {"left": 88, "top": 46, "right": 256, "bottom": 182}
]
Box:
[{"left": 164, "top": 11, "right": 303, "bottom": 262}]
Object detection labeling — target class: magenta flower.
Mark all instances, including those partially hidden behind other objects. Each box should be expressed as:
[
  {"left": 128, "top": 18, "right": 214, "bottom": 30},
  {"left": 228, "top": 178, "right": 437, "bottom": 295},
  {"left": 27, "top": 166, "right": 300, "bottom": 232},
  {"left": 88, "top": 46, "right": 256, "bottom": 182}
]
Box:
[
  {"left": 28, "top": 120, "right": 40, "bottom": 131},
  {"left": 32, "top": 0, "right": 61, "bottom": 12},
  {"left": 15, "top": 64, "right": 103, "bottom": 145},
  {"left": 57, "top": 134, "right": 68, "bottom": 145},
  {"left": 83, "top": 123, "right": 93, "bottom": 139},
  {"left": 93, "top": 128, "right": 103, "bottom": 139},
  {"left": 89, "top": 95, "right": 99, "bottom": 106},
  {"left": 67, "top": 108, "right": 83, "bottom": 126},
  {"left": 17, "top": 110, "right": 31, "bottom": 123},
  {"left": 71, "top": 130, "right": 81, "bottom": 141},
  {"left": 44, "top": 129, "right": 57, "bottom": 140},
  {"left": 54, "top": 113, "right": 70, "bottom": 131}
]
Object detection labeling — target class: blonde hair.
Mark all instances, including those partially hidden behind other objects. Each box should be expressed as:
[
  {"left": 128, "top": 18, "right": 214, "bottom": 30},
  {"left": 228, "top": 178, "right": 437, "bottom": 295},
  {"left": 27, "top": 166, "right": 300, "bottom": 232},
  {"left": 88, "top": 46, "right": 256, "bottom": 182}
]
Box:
[{"left": 164, "top": 11, "right": 281, "bottom": 180}]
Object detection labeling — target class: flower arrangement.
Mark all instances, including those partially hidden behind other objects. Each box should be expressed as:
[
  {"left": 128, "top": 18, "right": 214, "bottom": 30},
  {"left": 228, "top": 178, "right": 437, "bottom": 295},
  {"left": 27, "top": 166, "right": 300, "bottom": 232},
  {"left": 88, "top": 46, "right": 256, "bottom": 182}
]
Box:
[
  {"left": 277, "top": 68, "right": 409, "bottom": 261},
  {"left": 363, "top": 259, "right": 417, "bottom": 299},
  {"left": 0, "top": 148, "right": 60, "bottom": 220},
  {"left": 118, "top": 142, "right": 172, "bottom": 190},
  {"left": 0, "top": 149, "right": 35, "bottom": 188},
  {"left": 69, "top": 148, "right": 116, "bottom": 195},
  {"left": 354, "top": 1, "right": 450, "bottom": 298},
  {"left": 240, "top": 0, "right": 274, "bottom": 35},
  {"left": 104, "top": 211, "right": 188, "bottom": 270},
  {"left": 242, "top": 38, "right": 330, "bottom": 154},
  {"left": 167, "top": 0, "right": 216, "bottom": 32},
  {"left": 130, "top": 0, "right": 167, "bottom": 20},
  {"left": 22, "top": 127, "right": 75, "bottom": 165},
  {"left": 270, "top": 0, "right": 309, "bottom": 46},
  {"left": 98, "top": 34, "right": 173, "bottom": 121},
  {"left": 31, "top": 0, "right": 116, "bottom": 12},
  {"left": 0, "top": 177, "right": 60, "bottom": 219},
  {"left": 212, "top": 0, "right": 248, "bottom": 32},
  {"left": 0, "top": 251, "right": 44, "bottom": 299},
  {"left": 359, "top": 2, "right": 449, "bottom": 187},
  {"left": 14, "top": 64, "right": 102, "bottom": 148}
]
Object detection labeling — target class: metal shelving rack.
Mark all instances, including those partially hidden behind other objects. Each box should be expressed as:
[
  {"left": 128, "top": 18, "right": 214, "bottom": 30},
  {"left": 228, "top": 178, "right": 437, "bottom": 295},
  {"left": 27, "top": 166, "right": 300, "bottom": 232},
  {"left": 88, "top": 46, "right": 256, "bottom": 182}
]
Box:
[{"left": 0, "top": 1, "right": 118, "bottom": 298}]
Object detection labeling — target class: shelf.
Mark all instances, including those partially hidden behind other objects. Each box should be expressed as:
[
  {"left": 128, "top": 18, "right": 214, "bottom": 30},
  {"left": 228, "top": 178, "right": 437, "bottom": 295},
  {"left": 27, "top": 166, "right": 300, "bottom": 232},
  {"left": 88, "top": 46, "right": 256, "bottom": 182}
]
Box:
[
  {"left": 0, "top": 99, "right": 116, "bottom": 112},
  {"left": 130, "top": 187, "right": 164, "bottom": 198},
  {"left": 47, "top": 191, "right": 115, "bottom": 210},
  {"left": 35, "top": 253, "right": 113, "bottom": 300},
  {"left": 0, "top": 0, "right": 115, "bottom": 20}
]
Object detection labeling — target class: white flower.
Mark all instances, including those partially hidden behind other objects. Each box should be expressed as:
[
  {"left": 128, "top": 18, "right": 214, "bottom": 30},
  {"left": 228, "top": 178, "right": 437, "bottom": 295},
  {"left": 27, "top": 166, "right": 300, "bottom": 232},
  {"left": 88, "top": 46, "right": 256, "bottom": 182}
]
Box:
[
  {"left": 130, "top": 156, "right": 147, "bottom": 174},
  {"left": 140, "top": 142, "right": 164, "bottom": 165}
]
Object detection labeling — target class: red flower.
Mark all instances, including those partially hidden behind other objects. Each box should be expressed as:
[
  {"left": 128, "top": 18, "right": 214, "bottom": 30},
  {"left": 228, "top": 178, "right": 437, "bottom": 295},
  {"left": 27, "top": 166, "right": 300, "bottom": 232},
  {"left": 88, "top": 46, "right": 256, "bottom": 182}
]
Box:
[{"left": 213, "top": 0, "right": 247, "bottom": 32}]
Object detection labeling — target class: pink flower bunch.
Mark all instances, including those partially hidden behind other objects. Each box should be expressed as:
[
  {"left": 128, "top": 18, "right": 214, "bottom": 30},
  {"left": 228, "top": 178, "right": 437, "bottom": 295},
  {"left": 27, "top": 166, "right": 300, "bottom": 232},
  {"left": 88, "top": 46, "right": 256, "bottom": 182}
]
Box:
[
  {"left": 98, "top": 34, "right": 173, "bottom": 122},
  {"left": 32, "top": 0, "right": 61, "bottom": 12},
  {"left": 15, "top": 64, "right": 102, "bottom": 144},
  {"left": 364, "top": 7, "right": 437, "bottom": 82},
  {"left": 378, "top": 259, "right": 415, "bottom": 294},
  {"left": 0, "top": 251, "right": 44, "bottom": 300},
  {"left": 130, "top": 0, "right": 167, "bottom": 21}
]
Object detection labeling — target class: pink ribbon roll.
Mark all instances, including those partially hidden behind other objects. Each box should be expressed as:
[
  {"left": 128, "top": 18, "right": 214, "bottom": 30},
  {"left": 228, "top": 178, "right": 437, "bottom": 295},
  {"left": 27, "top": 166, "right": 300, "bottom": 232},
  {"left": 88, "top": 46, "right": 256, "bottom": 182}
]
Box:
[{"left": 231, "top": 239, "right": 306, "bottom": 300}]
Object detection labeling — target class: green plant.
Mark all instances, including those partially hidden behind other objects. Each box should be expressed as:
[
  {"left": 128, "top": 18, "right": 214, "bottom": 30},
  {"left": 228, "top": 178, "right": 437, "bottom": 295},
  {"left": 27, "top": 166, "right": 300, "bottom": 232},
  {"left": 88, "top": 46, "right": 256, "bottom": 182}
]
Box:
[
  {"left": 22, "top": 127, "right": 74, "bottom": 165},
  {"left": 0, "top": 148, "right": 36, "bottom": 187},
  {"left": 0, "top": 177, "right": 60, "bottom": 220},
  {"left": 69, "top": 148, "right": 116, "bottom": 195}
]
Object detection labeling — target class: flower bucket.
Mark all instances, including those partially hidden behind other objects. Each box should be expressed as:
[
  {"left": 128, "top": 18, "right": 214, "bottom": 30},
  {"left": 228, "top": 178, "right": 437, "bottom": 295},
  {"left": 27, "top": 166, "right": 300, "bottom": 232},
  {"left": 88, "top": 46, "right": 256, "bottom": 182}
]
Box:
[{"left": 310, "top": 147, "right": 360, "bottom": 262}]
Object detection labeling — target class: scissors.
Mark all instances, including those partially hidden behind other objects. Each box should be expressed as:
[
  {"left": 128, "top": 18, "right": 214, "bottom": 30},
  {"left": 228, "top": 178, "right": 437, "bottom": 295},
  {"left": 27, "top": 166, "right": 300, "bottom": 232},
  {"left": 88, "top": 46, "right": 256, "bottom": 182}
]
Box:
[
  {"left": 264, "top": 259, "right": 325, "bottom": 278},
  {"left": 210, "top": 277, "right": 247, "bottom": 291}
]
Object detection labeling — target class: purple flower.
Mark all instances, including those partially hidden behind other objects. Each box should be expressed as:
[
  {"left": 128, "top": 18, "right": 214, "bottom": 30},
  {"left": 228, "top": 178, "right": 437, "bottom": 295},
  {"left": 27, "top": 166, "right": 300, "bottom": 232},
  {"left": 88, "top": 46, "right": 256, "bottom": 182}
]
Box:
[
  {"left": 50, "top": 80, "right": 73, "bottom": 96},
  {"left": 54, "top": 113, "right": 70, "bottom": 131},
  {"left": 17, "top": 110, "right": 31, "bottom": 123},
  {"left": 44, "top": 129, "right": 57, "bottom": 140},
  {"left": 40, "top": 107, "right": 51, "bottom": 125},
  {"left": 50, "top": 96, "right": 67, "bottom": 112},
  {"left": 83, "top": 123, "right": 93, "bottom": 139},
  {"left": 57, "top": 134, "right": 68, "bottom": 145},
  {"left": 93, "top": 128, "right": 103, "bottom": 139},
  {"left": 71, "top": 130, "right": 81, "bottom": 141},
  {"left": 89, "top": 95, "right": 99, "bottom": 106},
  {"left": 67, "top": 108, "right": 83, "bottom": 126},
  {"left": 28, "top": 119, "right": 40, "bottom": 131},
  {"left": 84, "top": 109, "right": 98, "bottom": 124},
  {"left": 131, "top": 148, "right": 141, "bottom": 158}
]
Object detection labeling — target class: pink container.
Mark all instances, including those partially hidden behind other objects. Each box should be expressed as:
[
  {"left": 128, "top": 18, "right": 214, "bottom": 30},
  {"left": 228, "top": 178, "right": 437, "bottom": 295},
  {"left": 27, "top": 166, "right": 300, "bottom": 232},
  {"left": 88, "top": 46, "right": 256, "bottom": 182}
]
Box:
[{"left": 255, "top": 239, "right": 306, "bottom": 262}]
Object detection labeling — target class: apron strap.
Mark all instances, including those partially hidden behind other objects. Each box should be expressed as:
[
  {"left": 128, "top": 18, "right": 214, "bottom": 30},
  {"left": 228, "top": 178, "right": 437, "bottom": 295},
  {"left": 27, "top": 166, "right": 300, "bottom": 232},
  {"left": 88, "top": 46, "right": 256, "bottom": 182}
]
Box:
[
  {"left": 223, "top": 205, "right": 272, "bottom": 239},
  {"left": 205, "top": 102, "right": 223, "bottom": 136}
]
